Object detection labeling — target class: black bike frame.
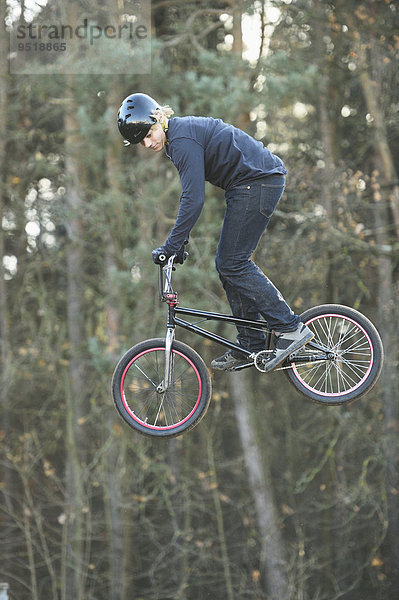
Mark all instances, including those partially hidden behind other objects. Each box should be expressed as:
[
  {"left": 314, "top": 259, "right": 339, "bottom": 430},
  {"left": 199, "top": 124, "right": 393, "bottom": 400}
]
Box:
[
  {"left": 172, "top": 306, "right": 272, "bottom": 359},
  {"left": 159, "top": 257, "right": 329, "bottom": 371}
]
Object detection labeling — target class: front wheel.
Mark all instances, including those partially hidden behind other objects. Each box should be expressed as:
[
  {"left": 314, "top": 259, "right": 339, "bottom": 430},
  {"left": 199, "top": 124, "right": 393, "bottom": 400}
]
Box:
[
  {"left": 285, "top": 304, "right": 383, "bottom": 405},
  {"left": 112, "top": 338, "right": 212, "bottom": 438}
]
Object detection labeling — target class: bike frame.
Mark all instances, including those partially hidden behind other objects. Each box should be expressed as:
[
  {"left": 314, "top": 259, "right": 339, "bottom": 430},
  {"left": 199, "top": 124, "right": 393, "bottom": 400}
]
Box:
[{"left": 159, "top": 256, "right": 329, "bottom": 388}]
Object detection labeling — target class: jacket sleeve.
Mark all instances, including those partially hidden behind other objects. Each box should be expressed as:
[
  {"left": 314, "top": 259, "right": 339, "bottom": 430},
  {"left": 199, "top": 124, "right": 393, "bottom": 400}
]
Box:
[{"left": 163, "top": 137, "right": 205, "bottom": 253}]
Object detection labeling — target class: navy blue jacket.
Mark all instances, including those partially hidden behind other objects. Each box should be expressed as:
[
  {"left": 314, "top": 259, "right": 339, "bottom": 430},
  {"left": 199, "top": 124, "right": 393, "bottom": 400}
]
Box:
[{"left": 163, "top": 116, "right": 287, "bottom": 253}]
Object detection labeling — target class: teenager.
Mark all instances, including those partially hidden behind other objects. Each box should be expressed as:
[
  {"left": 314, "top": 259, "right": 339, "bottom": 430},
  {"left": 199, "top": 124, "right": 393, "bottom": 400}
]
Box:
[{"left": 117, "top": 93, "right": 313, "bottom": 371}]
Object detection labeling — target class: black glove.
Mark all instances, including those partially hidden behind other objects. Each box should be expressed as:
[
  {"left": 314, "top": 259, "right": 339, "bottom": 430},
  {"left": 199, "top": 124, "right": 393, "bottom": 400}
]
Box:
[
  {"left": 152, "top": 246, "right": 169, "bottom": 265},
  {"left": 152, "top": 241, "right": 188, "bottom": 265},
  {"left": 175, "top": 242, "right": 189, "bottom": 264}
]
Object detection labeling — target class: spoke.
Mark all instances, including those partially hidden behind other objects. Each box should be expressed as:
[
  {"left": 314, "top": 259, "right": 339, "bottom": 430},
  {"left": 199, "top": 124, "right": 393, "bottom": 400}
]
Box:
[
  {"left": 340, "top": 340, "right": 371, "bottom": 356},
  {"left": 331, "top": 361, "right": 358, "bottom": 390},
  {"left": 298, "top": 362, "right": 329, "bottom": 390},
  {"left": 122, "top": 348, "right": 201, "bottom": 428},
  {"left": 153, "top": 394, "right": 165, "bottom": 426},
  {"left": 133, "top": 362, "right": 159, "bottom": 388},
  {"left": 294, "top": 314, "right": 374, "bottom": 396},
  {"left": 340, "top": 355, "right": 369, "bottom": 377},
  {"left": 333, "top": 326, "right": 362, "bottom": 352},
  {"left": 326, "top": 316, "right": 338, "bottom": 348}
]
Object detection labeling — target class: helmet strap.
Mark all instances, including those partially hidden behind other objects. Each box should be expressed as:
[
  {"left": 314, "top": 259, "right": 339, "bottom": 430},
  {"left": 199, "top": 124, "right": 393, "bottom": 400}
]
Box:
[{"left": 161, "top": 119, "right": 169, "bottom": 143}]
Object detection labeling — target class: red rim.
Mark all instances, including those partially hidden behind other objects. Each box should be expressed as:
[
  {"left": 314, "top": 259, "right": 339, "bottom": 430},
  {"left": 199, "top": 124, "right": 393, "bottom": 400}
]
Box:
[{"left": 120, "top": 347, "right": 202, "bottom": 430}]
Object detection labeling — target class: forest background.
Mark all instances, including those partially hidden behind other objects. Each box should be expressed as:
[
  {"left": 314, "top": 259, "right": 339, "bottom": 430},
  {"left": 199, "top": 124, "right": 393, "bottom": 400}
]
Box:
[{"left": 0, "top": 0, "right": 398, "bottom": 599}]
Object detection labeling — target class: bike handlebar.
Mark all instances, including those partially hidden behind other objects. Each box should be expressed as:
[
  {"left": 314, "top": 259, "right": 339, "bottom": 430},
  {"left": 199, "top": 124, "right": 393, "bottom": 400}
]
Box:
[{"left": 158, "top": 252, "right": 188, "bottom": 268}]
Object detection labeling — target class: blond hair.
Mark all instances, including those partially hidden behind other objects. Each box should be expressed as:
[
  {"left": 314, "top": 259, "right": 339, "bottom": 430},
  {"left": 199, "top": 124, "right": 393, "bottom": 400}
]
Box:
[{"left": 152, "top": 105, "right": 174, "bottom": 124}]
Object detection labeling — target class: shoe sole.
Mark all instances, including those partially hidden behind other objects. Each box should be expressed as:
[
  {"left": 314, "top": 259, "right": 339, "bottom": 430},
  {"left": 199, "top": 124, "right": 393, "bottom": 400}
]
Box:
[{"left": 263, "top": 332, "right": 315, "bottom": 373}]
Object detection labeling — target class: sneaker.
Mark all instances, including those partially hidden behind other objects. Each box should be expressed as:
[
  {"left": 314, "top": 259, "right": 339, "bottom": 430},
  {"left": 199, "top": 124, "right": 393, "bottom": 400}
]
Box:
[
  {"left": 263, "top": 323, "right": 314, "bottom": 373},
  {"left": 211, "top": 350, "right": 253, "bottom": 371}
]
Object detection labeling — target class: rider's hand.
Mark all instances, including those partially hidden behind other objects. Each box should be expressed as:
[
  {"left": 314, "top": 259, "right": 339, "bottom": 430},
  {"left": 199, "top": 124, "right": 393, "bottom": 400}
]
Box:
[
  {"left": 175, "top": 241, "right": 189, "bottom": 264},
  {"left": 152, "top": 241, "right": 189, "bottom": 265},
  {"left": 152, "top": 246, "right": 169, "bottom": 265}
]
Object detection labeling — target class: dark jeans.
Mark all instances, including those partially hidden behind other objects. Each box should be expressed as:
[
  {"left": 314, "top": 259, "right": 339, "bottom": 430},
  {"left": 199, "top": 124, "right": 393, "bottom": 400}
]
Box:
[{"left": 215, "top": 174, "right": 300, "bottom": 352}]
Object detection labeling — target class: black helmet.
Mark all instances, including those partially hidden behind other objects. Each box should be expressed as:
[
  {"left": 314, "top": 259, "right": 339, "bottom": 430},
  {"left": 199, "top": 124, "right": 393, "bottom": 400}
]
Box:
[{"left": 117, "top": 93, "right": 159, "bottom": 145}]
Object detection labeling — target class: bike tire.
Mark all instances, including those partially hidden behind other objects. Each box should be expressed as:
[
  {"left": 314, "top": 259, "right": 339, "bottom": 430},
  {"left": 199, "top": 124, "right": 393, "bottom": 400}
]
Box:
[
  {"left": 112, "top": 338, "right": 212, "bottom": 438},
  {"left": 285, "top": 304, "right": 383, "bottom": 405}
]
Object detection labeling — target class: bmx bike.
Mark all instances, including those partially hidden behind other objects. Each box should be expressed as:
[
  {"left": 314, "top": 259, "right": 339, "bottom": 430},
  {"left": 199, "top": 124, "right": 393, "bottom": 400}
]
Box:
[{"left": 112, "top": 255, "right": 383, "bottom": 438}]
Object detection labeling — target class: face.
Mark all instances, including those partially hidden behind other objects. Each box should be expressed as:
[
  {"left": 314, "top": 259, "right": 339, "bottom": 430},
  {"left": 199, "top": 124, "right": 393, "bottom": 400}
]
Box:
[{"left": 140, "top": 124, "right": 166, "bottom": 152}]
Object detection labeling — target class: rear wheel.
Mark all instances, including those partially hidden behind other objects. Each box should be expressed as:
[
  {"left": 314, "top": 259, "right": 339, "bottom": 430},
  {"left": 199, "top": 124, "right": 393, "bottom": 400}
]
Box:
[
  {"left": 285, "top": 304, "right": 383, "bottom": 405},
  {"left": 112, "top": 338, "right": 212, "bottom": 437}
]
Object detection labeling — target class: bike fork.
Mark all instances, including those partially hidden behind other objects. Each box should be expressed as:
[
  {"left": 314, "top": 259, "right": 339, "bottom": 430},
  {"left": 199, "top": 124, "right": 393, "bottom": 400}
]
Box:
[
  {"left": 156, "top": 325, "right": 175, "bottom": 393},
  {"left": 164, "top": 326, "right": 175, "bottom": 390},
  {"left": 157, "top": 295, "right": 177, "bottom": 394}
]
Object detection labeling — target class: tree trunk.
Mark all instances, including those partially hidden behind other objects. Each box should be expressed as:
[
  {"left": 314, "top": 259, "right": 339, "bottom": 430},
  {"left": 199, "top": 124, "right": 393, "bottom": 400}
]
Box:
[
  {"left": 0, "top": 0, "right": 13, "bottom": 582},
  {"left": 62, "top": 84, "right": 88, "bottom": 600},
  {"left": 359, "top": 82, "right": 399, "bottom": 238},
  {"left": 358, "top": 36, "right": 399, "bottom": 589},
  {"left": 373, "top": 171, "right": 399, "bottom": 584},
  {"left": 103, "top": 81, "right": 133, "bottom": 600},
  {"left": 232, "top": 1, "right": 250, "bottom": 131},
  {"left": 229, "top": 372, "right": 289, "bottom": 599},
  {"left": 206, "top": 402, "right": 235, "bottom": 600},
  {"left": 358, "top": 42, "right": 399, "bottom": 241},
  {"left": 232, "top": 1, "right": 243, "bottom": 56},
  {"left": 313, "top": 0, "right": 338, "bottom": 303}
]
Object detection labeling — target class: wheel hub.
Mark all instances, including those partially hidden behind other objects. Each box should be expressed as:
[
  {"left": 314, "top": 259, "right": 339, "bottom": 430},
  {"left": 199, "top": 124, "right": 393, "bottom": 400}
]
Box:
[{"left": 156, "top": 381, "right": 166, "bottom": 393}]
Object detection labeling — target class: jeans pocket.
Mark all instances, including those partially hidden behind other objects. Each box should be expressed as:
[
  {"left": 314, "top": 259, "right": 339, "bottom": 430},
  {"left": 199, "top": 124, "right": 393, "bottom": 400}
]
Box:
[{"left": 259, "top": 183, "right": 284, "bottom": 218}]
